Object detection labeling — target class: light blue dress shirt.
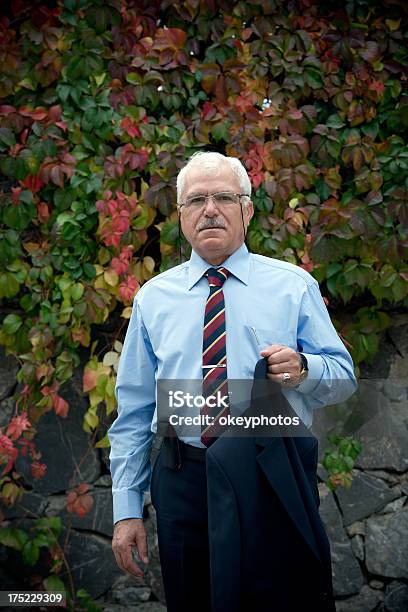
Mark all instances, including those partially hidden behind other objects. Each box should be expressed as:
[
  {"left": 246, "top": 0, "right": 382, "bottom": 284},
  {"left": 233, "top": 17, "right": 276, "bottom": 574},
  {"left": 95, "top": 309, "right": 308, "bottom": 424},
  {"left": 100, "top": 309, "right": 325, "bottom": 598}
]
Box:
[{"left": 108, "top": 243, "right": 357, "bottom": 523}]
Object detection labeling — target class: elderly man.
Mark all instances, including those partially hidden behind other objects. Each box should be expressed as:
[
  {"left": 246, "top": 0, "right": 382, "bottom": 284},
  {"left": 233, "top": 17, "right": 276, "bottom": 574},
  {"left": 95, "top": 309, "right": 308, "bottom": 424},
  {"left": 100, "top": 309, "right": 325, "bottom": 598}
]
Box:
[{"left": 108, "top": 151, "right": 357, "bottom": 611}]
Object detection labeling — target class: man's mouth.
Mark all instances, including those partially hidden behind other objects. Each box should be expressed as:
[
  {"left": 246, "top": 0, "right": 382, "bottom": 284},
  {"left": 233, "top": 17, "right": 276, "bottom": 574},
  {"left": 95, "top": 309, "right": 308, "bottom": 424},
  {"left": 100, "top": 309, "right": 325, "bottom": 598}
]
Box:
[{"left": 198, "top": 225, "right": 226, "bottom": 232}]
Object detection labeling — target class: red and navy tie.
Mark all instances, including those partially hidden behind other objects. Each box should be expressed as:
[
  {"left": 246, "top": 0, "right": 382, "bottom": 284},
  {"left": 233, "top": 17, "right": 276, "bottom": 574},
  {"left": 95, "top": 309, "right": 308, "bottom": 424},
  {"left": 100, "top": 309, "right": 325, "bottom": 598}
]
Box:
[{"left": 201, "top": 267, "right": 230, "bottom": 447}]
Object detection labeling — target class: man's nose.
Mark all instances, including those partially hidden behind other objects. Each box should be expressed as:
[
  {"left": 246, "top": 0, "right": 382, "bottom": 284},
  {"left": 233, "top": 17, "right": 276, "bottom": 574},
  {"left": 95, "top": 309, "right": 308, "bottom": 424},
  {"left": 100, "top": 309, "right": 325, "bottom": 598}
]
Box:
[{"left": 203, "top": 197, "right": 219, "bottom": 216}]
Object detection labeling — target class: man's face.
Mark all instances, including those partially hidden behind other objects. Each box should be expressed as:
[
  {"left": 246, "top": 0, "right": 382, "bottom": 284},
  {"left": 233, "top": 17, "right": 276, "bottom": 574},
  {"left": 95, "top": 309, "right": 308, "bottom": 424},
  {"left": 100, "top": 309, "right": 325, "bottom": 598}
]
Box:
[{"left": 178, "top": 164, "right": 254, "bottom": 265}]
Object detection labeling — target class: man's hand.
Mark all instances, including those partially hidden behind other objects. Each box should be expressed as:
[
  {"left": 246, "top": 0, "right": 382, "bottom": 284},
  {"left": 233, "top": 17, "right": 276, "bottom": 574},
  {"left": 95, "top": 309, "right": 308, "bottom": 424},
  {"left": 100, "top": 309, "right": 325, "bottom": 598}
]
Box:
[
  {"left": 260, "top": 345, "right": 302, "bottom": 387},
  {"left": 112, "top": 518, "right": 149, "bottom": 577}
]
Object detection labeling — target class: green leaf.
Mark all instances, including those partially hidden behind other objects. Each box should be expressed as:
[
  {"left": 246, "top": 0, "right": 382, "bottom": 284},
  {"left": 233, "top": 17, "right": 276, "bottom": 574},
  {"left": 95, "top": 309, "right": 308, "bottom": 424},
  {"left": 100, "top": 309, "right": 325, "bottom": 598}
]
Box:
[
  {"left": 3, "top": 314, "right": 23, "bottom": 335},
  {"left": 0, "top": 272, "right": 20, "bottom": 298},
  {"left": 212, "top": 121, "right": 231, "bottom": 142},
  {"left": 20, "top": 150, "right": 40, "bottom": 174},
  {"left": 392, "top": 277, "right": 408, "bottom": 301},
  {"left": 160, "top": 221, "right": 179, "bottom": 245},
  {"left": 3, "top": 204, "right": 33, "bottom": 230},
  {"left": 95, "top": 433, "right": 110, "bottom": 448},
  {"left": 0, "top": 127, "right": 16, "bottom": 148},
  {"left": 54, "top": 189, "right": 73, "bottom": 210},
  {"left": 43, "top": 574, "right": 66, "bottom": 594},
  {"left": 304, "top": 67, "right": 323, "bottom": 89},
  {"left": 57, "top": 212, "right": 78, "bottom": 227},
  {"left": 0, "top": 527, "right": 29, "bottom": 551},
  {"left": 362, "top": 123, "right": 379, "bottom": 139},
  {"left": 22, "top": 540, "right": 40, "bottom": 566},
  {"left": 84, "top": 410, "right": 99, "bottom": 429},
  {"left": 0, "top": 156, "right": 16, "bottom": 177},
  {"left": 327, "top": 263, "right": 342, "bottom": 278},
  {"left": 71, "top": 283, "right": 84, "bottom": 301},
  {"left": 83, "top": 262, "right": 96, "bottom": 279},
  {"left": 344, "top": 456, "right": 354, "bottom": 470},
  {"left": 19, "top": 190, "right": 34, "bottom": 205},
  {"left": 35, "top": 516, "right": 62, "bottom": 534},
  {"left": 326, "top": 115, "right": 345, "bottom": 129},
  {"left": 126, "top": 72, "right": 140, "bottom": 85},
  {"left": 315, "top": 177, "right": 330, "bottom": 200},
  {"left": 132, "top": 206, "right": 149, "bottom": 230},
  {"left": 63, "top": 257, "right": 81, "bottom": 270},
  {"left": 33, "top": 532, "right": 53, "bottom": 547}
]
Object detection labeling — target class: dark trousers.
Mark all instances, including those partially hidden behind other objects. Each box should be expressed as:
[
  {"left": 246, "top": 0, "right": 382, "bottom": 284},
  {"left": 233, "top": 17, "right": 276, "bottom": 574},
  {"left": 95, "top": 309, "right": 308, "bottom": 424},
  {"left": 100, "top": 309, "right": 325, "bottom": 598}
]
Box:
[
  {"left": 150, "top": 446, "right": 212, "bottom": 612},
  {"left": 150, "top": 440, "right": 332, "bottom": 612}
]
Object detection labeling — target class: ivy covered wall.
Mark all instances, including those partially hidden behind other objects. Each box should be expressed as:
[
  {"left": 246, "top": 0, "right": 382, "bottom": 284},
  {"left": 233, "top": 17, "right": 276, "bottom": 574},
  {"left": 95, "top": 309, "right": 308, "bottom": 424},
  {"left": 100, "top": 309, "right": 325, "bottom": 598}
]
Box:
[{"left": 0, "top": 0, "right": 407, "bottom": 605}]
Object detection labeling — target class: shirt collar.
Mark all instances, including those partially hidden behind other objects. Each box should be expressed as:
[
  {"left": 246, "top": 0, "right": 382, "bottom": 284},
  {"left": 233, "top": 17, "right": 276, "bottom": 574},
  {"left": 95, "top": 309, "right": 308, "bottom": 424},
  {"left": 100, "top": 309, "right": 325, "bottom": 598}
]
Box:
[{"left": 187, "top": 242, "right": 250, "bottom": 290}]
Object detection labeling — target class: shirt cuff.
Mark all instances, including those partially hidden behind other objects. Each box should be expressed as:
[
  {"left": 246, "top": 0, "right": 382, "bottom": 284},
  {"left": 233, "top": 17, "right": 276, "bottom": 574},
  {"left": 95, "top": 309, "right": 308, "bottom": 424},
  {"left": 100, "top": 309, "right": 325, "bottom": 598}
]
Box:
[
  {"left": 112, "top": 489, "right": 144, "bottom": 524},
  {"left": 295, "top": 353, "right": 324, "bottom": 394}
]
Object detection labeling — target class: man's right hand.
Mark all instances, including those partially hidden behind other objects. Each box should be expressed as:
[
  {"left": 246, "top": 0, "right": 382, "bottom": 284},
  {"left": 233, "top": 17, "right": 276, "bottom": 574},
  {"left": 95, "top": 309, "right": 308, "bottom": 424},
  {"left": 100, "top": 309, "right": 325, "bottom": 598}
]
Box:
[{"left": 112, "top": 518, "right": 149, "bottom": 577}]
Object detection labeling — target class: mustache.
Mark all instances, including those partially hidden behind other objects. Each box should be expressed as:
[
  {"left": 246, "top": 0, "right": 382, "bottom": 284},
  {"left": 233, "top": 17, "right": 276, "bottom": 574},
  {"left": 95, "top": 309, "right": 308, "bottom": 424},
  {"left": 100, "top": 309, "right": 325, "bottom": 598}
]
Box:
[{"left": 196, "top": 217, "right": 226, "bottom": 231}]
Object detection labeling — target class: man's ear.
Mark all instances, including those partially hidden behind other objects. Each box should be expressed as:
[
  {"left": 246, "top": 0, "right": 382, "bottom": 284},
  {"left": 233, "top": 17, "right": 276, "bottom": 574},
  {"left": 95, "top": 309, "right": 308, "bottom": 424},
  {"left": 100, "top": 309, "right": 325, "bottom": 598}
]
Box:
[{"left": 246, "top": 201, "right": 254, "bottom": 226}]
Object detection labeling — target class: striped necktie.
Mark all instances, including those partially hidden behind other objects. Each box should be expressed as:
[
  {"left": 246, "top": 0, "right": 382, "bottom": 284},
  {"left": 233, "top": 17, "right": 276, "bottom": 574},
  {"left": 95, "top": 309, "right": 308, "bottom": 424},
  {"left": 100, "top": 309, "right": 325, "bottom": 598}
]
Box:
[{"left": 201, "top": 266, "right": 230, "bottom": 447}]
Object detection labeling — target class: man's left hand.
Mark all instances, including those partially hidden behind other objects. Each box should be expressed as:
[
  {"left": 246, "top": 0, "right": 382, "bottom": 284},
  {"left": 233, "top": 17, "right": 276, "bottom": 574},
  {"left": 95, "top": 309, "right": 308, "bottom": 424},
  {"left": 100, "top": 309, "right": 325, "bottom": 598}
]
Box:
[{"left": 260, "top": 345, "right": 302, "bottom": 387}]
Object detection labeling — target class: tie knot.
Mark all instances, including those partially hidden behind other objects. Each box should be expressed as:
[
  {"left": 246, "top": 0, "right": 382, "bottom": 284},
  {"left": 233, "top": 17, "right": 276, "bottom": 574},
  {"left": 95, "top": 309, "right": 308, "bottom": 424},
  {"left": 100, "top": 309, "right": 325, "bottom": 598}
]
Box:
[{"left": 206, "top": 267, "right": 230, "bottom": 287}]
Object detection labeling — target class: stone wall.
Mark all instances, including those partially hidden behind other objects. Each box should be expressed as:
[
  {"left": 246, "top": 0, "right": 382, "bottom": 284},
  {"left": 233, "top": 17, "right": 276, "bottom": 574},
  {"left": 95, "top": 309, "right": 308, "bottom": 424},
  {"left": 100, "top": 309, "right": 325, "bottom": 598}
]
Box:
[{"left": 0, "top": 316, "right": 407, "bottom": 611}]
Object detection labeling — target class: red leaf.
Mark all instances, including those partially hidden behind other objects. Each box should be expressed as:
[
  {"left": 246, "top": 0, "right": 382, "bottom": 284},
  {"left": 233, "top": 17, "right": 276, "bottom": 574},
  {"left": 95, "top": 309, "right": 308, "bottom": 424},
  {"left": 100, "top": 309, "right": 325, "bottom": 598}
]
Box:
[
  {"left": 37, "top": 202, "right": 50, "bottom": 223},
  {"left": 287, "top": 109, "right": 303, "bottom": 120},
  {"left": 19, "top": 106, "right": 48, "bottom": 121},
  {"left": 368, "top": 80, "right": 385, "bottom": 95},
  {"left": 154, "top": 28, "right": 186, "bottom": 51},
  {"left": 0, "top": 434, "right": 18, "bottom": 475},
  {"left": 120, "top": 117, "right": 141, "bottom": 138},
  {"left": 6, "top": 411, "right": 31, "bottom": 441},
  {"left": 77, "top": 483, "right": 90, "bottom": 495},
  {"left": 18, "top": 438, "right": 34, "bottom": 458},
  {"left": 31, "top": 461, "right": 46, "bottom": 479},
  {"left": 119, "top": 275, "right": 139, "bottom": 303},
  {"left": 76, "top": 494, "right": 93, "bottom": 517},
  {"left": 0, "top": 105, "right": 16, "bottom": 115},
  {"left": 47, "top": 105, "right": 61, "bottom": 122},
  {"left": 22, "top": 175, "right": 44, "bottom": 193},
  {"left": 242, "top": 28, "right": 253, "bottom": 41},
  {"left": 201, "top": 101, "right": 217, "bottom": 121},
  {"left": 83, "top": 369, "right": 97, "bottom": 392},
  {"left": 49, "top": 165, "right": 64, "bottom": 187},
  {"left": 111, "top": 258, "right": 128, "bottom": 275},
  {"left": 250, "top": 170, "right": 264, "bottom": 190},
  {"left": 53, "top": 395, "right": 69, "bottom": 418},
  {"left": 66, "top": 484, "right": 94, "bottom": 518},
  {"left": 360, "top": 41, "right": 380, "bottom": 62},
  {"left": 11, "top": 187, "right": 22, "bottom": 205},
  {"left": 55, "top": 120, "right": 68, "bottom": 131}
]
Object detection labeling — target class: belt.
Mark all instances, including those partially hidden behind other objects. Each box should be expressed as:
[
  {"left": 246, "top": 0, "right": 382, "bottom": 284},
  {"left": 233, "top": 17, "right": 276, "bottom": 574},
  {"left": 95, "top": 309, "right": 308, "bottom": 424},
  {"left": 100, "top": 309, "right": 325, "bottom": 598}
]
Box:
[{"left": 179, "top": 439, "right": 207, "bottom": 463}]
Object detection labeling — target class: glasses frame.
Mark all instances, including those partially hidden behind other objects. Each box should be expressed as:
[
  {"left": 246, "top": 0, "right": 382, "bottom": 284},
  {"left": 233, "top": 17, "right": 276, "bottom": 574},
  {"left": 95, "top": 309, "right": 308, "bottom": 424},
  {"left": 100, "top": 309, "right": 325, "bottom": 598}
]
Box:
[{"left": 179, "top": 191, "right": 250, "bottom": 209}]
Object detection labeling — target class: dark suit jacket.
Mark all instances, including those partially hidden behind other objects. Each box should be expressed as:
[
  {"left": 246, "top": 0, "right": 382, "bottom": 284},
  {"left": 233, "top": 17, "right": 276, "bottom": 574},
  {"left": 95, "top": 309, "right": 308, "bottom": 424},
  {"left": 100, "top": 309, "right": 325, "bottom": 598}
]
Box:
[{"left": 205, "top": 358, "right": 336, "bottom": 612}]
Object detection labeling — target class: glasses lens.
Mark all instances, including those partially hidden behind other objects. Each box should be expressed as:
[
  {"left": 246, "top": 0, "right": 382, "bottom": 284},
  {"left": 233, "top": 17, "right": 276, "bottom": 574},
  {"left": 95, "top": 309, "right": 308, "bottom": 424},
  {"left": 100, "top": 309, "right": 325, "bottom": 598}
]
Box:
[
  {"left": 186, "top": 195, "right": 207, "bottom": 207},
  {"left": 184, "top": 192, "right": 239, "bottom": 207},
  {"left": 213, "top": 192, "right": 238, "bottom": 205}
]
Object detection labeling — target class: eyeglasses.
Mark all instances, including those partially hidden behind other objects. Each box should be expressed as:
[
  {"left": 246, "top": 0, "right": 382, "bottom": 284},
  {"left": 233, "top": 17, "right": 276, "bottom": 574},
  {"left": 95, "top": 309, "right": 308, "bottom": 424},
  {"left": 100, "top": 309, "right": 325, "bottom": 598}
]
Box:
[{"left": 180, "top": 192, "right": 250, "bottom": 208}]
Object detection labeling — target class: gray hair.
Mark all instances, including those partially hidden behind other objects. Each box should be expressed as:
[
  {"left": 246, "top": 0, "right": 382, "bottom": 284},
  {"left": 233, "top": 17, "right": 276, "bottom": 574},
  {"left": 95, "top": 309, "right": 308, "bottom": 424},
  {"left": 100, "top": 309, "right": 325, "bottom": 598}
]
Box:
[{"left": 176, "top": 151, "right": 252, "bottom": 205}]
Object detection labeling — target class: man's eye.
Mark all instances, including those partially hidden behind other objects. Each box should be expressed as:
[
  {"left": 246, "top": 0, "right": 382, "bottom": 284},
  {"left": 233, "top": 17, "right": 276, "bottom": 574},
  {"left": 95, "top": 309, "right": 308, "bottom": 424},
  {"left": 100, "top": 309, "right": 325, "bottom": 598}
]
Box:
[
  {"left": 216, "top": 193, "right": 235, "bottom": 203},
  {"left": 189, "top": 196, "right": 206, "bottom": 205}
]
